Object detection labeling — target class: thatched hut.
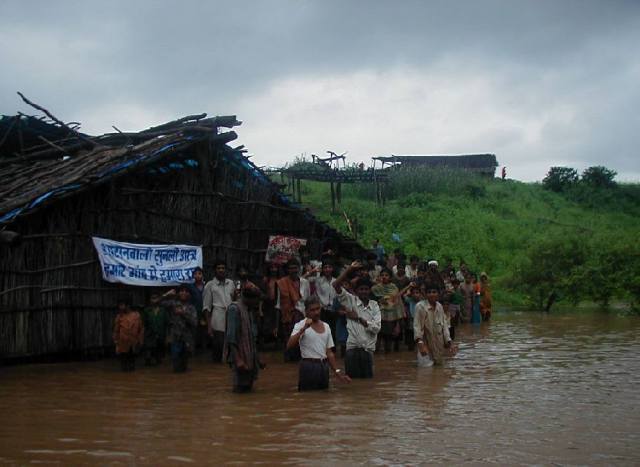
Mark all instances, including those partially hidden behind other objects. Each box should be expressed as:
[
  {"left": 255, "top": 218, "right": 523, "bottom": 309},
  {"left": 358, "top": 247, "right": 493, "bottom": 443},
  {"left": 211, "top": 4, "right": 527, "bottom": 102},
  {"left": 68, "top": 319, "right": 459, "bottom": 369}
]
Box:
[{"left": 0, "top": 111, "right": 364, "bottom": 361}]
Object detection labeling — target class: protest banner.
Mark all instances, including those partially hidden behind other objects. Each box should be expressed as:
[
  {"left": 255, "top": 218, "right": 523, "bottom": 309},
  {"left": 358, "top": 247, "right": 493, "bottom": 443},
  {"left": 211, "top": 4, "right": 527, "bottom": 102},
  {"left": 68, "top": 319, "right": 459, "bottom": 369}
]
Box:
[
  {"left": 265, "top": 235, "right": 307, "bottom": 265},
  {"left": 92, "top": 237, "right": 203, "bottom": 286}
]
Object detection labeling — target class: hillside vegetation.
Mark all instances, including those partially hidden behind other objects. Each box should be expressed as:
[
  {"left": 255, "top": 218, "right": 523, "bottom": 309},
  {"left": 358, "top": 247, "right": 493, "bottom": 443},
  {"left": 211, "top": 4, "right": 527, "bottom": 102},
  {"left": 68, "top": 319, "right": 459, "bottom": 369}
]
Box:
[{"left": 289, "top": 166, "right": 640, "bottom": 311}]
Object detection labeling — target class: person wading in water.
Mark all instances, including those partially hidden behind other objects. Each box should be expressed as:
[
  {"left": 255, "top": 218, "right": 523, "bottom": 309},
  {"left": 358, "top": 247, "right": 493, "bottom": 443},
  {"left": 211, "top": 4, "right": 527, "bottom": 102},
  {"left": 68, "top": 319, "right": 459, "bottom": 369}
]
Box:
[{"left": 287, "top": 296, "right": 350, "bottom": 391}]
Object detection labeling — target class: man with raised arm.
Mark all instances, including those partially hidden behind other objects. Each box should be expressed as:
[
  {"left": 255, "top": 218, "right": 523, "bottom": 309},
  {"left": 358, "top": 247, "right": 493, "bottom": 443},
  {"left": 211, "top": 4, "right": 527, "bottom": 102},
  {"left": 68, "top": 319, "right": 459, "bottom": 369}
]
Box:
[{"left": 333, "top": 261, "right": 381, "bottom": 379}]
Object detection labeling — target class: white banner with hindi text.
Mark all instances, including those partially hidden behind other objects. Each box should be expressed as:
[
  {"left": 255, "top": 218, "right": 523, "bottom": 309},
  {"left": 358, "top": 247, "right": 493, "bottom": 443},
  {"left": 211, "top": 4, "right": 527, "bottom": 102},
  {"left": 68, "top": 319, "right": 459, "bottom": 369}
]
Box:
[{"left": 92, "top": 237, "right": 203, "bottom": 286}]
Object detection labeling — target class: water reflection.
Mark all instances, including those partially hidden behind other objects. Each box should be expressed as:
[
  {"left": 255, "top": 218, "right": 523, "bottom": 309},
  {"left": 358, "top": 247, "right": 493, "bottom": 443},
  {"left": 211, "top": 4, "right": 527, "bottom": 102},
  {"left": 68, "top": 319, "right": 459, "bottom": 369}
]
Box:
[{"left": 1, "top": 311, "right": 639, "bottom": 465}]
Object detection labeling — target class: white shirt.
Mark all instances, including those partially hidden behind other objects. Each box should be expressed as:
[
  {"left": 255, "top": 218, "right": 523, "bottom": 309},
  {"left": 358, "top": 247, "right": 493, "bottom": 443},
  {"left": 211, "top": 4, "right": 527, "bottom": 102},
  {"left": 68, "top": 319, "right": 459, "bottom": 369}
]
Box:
[
  {"left": 292, "top": 319, "right": 334, "bottom": 359},
  {"left": 337, "top": 288, "right": 381, "bottom": 352},
  {"left": 203, "top": 278, "right": 235, "bottom": 332},
  {"left": 406, "top": 265, "right": 419, "bottom": 279},
  {"left": 310, "top": 275, "right": 336, "bottom": 308},
  {"left": 276, "top": 277, "right": 310, "bottom": 315}
]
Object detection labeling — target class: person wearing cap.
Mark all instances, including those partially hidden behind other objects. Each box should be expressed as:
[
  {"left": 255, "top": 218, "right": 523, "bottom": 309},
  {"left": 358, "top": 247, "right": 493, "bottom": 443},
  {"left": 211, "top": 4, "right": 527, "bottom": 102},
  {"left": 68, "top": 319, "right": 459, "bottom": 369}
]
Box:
[
  {"left": 334, "top": 261, "right": 382, "bottom": 378},
  {"left": 224, "top": 284, "right": 263, "bottom": 393},
  {"left": 287, "top": 296, "right": 350, "bottom": 391}
]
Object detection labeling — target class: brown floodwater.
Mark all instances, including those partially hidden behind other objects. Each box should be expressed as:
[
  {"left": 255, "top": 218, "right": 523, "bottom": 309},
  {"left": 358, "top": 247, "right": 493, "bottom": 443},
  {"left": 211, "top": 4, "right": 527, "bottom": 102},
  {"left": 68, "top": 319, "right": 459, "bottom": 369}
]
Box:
[{"left": 1, "top": 311, "right": 639, "bottom": 466}]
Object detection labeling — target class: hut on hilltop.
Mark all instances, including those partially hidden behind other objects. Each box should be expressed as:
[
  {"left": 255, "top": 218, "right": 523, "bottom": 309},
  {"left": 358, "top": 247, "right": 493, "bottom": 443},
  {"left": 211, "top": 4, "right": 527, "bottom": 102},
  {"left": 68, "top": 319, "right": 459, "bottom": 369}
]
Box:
[{"left": 0, "top": 108, "right": 364, "bottom": 361}]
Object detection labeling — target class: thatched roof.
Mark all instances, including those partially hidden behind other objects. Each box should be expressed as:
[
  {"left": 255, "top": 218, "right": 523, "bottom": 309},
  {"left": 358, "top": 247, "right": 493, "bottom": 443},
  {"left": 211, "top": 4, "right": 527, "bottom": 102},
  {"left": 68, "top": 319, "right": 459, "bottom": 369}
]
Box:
[
  {"left": 0, "top": 112, "right": 246, "bottom": 225},
  {"left": 373, "top": 154, "right": 498, "bottom": 169}
]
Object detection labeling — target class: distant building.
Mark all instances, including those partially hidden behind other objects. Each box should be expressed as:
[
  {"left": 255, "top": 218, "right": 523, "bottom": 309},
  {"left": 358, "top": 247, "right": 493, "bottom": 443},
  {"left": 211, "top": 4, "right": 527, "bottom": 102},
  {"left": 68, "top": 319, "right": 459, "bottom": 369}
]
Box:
[{"left": 372, "top": 154, "right": 499, "bottom": 177}]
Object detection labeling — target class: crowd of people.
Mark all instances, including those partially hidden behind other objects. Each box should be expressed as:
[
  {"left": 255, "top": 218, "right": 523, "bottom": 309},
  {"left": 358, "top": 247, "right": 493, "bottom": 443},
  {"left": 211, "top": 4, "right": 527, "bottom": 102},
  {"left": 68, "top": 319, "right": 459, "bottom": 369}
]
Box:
[{"left": 112, "top": 243, "right": 493, "bottom": 393}]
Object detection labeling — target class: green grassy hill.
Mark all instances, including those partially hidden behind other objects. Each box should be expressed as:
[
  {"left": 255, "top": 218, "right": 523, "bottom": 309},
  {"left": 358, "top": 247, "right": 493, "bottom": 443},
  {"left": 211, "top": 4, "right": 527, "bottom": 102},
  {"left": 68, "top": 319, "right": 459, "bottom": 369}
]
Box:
[{"left": 287, "top": 168, "right": 640, "bottom": 309}]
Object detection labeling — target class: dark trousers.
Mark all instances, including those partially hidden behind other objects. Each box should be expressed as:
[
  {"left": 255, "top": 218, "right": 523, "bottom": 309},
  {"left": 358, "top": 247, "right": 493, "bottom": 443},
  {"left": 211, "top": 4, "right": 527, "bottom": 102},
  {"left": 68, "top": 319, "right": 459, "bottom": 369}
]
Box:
[
  {"left": 195, "top": 324, "right": 208, "bottom": 353},
  {"left": 211, "top": 330, "right": 225, "bottom": 363},
  {"left": 233, "top": 368, "right": 256, "bottom": 393},
  {"left": 449, "top": 325, "right": 456, "bottom": 341},
  {"left": 281, "top": 320, "right": 301, "bottom": 362},
  {"left": 345, "top": 348, "right": 373, "bottom": 379},
  {"left": 119, "top": 349, "right": 136, "bottom": 372},
  {"left": 144, "top": 338, "right": 165, "bottom": 365},
  {"left": 298, "top": 359, "right": 330, "bottom": 391},
  {"left": 171, "top": 341, "right": 189, "bottom": 372},
  {"left": 405, "top": 327, "right": 415, "bottom": 351}
]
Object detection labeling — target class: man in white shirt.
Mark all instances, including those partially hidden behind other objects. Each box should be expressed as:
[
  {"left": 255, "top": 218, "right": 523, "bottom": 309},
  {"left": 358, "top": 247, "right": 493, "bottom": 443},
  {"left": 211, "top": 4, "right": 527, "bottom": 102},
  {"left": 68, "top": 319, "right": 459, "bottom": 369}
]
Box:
[
  {"left": 414, "top": 283, "right": 456, "bottom": 367},
  {"left": 288, "top": 296, "right": 350, "bottom": 391},
  {"left": 203, "top": 260, "right": 235, "bottom": 363},
  {"left": 334, "top": 261, "right": 382, "bottom": 379}
]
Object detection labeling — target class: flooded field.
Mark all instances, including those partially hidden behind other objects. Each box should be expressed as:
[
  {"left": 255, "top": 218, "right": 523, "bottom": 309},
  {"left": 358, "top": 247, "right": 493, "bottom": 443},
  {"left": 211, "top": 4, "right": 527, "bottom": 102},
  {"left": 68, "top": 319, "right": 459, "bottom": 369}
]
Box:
[{"left": 1, "top": 311, "right": 639, "bottom": 465}]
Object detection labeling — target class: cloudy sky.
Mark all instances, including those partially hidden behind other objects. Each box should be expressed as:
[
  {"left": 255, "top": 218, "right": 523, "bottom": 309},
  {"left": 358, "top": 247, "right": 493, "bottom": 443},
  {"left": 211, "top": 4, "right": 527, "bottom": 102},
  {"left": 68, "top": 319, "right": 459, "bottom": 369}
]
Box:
[{"left": 1, "top": 0, "right": 639, "bottom": 181}]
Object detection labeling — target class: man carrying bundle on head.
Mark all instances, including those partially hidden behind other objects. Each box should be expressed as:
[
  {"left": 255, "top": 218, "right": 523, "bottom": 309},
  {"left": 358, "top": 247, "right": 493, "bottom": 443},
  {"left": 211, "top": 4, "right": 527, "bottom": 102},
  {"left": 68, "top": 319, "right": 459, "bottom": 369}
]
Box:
[
  {"left": 287, "top": 296, "right": 350, "bottom": 391},
  {"left": 333, "top": 261, "right": 382, "bottom": 379}
]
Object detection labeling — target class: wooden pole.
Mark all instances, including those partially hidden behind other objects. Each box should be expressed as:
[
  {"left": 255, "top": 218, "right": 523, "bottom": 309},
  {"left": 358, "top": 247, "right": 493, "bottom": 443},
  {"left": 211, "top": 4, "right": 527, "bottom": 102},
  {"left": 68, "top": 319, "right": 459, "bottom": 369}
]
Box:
[
  {"left": 330, "top": 181, "right": 336, "bottom": 213},
  {"left": 336, "top": 182, "right": 342, "bottom": 204},
  {"left": 297, "top": 178, "right": 302, "bottom": 202}
]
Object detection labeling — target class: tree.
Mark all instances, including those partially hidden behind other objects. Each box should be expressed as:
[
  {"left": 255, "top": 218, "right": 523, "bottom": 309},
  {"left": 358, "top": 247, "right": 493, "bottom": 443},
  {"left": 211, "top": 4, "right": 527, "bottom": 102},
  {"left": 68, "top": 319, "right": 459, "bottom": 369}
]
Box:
[
  {"left": 542, "top": 166, "right": 579, "bottom": 192},
  {"left": 581, "top": 166, "right": 617, "bottom": 188},
  {"left": 515, "top": 233, "right": 591, "bottom": 311}
]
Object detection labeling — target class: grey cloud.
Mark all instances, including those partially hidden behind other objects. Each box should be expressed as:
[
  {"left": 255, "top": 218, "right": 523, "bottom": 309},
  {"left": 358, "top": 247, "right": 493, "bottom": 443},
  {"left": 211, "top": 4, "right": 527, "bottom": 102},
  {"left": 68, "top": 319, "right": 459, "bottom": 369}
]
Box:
[{"left": 1, "top": 0, "right": 639, "bottom": 180}]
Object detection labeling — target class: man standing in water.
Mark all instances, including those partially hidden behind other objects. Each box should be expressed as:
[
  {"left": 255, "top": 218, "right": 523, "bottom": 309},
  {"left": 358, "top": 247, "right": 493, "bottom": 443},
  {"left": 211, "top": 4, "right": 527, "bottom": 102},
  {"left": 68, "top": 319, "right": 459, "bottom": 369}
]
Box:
[
  {"left": 287, "top": 296, "right": 350, "bottom": 390},
  {"left": 224, "top": 285, "right": 262, "bottom": 393},
  {"left": 276, "top": 259, "right": 310, "bottom": 361},
  {"left": 203, "top": 260, "right": 235, "bottom": 363},
  {"left": 414, "top": 283, "right": 456, "bottom": 367},
  {"left": 334, "top": 261, "right": 381, "bottom": 379}
]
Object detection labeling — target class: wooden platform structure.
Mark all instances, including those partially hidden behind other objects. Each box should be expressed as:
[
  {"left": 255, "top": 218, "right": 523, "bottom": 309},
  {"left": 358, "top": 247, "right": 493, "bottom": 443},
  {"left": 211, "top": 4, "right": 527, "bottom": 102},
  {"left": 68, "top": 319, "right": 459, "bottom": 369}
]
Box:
[
  {"left": 0, "top": 97, "right": 366, "bottom": 360},
  {"left": 277, "top": 152, "right": 389, "bottom": 209}
]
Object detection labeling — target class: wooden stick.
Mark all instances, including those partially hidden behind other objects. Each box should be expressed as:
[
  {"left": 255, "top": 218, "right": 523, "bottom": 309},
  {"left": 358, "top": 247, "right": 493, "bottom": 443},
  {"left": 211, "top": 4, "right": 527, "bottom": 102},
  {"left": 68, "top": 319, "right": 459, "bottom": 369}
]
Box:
[
  {"left": 17, "top": 92, "right": 96, "bottom": 147},
  {"left": 37, "top": 135, "right": 67, "bottom": 154}
]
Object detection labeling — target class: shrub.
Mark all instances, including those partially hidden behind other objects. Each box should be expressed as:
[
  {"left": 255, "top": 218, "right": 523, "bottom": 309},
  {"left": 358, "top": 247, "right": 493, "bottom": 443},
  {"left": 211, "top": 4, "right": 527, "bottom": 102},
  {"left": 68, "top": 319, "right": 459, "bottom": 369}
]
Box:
[
  {"left": 542, "top": 166, "right": 579, "bottom": 192},
  {"left": 581, "top": 166, "right": 617, "bottom": 188}
]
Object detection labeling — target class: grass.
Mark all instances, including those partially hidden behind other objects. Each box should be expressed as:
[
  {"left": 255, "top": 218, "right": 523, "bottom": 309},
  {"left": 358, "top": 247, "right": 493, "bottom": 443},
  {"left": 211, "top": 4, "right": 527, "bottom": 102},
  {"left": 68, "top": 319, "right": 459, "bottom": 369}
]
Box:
[{"left": 285, "top": 167, "right": 640, "bottom": 307}]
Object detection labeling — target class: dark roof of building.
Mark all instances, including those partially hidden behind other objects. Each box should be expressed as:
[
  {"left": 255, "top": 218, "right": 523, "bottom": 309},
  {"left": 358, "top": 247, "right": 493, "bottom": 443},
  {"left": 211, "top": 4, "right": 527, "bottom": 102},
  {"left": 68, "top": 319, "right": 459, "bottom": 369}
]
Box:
[{"left": 372, "top": 154, "right": 498, "bottom": 168}]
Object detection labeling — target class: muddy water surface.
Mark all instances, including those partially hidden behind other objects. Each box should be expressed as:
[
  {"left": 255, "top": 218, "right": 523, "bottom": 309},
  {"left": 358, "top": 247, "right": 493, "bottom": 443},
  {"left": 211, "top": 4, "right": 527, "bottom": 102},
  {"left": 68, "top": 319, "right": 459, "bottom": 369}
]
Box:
[{"left": 1, "top": 311, "right": 639, "bottom": 465}]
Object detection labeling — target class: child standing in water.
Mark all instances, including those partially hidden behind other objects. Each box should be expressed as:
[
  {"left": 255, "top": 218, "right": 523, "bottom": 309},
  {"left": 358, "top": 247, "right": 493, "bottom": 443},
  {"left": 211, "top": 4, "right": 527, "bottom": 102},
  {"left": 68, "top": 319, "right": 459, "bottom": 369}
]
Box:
[
  {"left": 164, "top": 285, "right": 198, "bottom": 372},
  {"left": 371, "top": 268, "right": 403, "bottom": 352},
  {"left": 113, "top": 298, "right": 144, "bottom": 372},
  {"left": 142, "top": 292, "right": 168, "bottom": 366}
]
